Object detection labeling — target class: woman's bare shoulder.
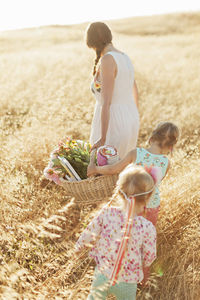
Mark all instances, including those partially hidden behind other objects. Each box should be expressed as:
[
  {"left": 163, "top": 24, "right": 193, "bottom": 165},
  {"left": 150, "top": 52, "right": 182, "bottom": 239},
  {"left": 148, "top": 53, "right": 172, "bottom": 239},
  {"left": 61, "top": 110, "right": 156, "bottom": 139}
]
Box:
[{"left": 101, "top": 53, "right": 116, "bottom": 65}]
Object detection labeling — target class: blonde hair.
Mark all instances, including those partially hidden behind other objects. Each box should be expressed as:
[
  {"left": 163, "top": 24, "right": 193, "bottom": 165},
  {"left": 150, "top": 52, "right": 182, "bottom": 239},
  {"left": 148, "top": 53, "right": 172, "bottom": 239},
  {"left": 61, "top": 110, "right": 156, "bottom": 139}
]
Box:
[
  {"left": 149, "top": 121, "right": 179, "bottom": 149},
  {"left": 110, "top": 165, "right": 155, "bottom": 207}
]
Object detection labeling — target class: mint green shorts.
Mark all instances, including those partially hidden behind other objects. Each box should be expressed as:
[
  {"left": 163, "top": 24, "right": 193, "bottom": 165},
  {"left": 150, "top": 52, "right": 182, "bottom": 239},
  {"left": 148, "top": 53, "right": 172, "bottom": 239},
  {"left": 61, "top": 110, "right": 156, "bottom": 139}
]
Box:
[{"left": 87, "top": 268, "right": 137, "bottom": 300}]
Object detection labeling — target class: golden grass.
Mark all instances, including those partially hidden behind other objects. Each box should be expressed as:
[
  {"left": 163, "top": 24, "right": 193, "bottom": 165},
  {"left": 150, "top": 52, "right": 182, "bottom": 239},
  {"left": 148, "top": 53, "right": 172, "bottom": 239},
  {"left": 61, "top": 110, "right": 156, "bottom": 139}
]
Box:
[{"left": 0, "top": 12, "right": 200, "bottom": 299}]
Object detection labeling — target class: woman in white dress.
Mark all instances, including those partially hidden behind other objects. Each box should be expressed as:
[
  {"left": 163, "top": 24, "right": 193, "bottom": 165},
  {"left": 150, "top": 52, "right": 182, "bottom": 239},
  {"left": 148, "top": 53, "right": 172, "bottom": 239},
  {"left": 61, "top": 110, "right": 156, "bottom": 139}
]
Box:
[{"left": 86, "top": 22, "right": 140, "bottom": 159}]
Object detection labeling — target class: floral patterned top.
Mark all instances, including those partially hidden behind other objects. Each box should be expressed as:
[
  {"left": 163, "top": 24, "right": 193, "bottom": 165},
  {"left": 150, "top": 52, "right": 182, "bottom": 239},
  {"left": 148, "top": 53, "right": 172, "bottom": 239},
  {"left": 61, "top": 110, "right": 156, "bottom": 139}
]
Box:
[
  {"left": 91, "top": 69, "right": 101, "bottom": 95},
  {"left": 135, "top": 148, "right": 169, "bottom": 208},
  {"left": 91, "top": 77, "right": 101, "bottom": 94},
  {"left": 75, "top": 207, "right": 156, "bottom": 283}
]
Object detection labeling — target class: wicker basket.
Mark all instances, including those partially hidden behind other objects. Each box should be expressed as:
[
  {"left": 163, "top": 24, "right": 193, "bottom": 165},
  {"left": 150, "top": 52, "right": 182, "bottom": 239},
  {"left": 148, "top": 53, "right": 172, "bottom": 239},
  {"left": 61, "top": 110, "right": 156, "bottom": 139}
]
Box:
[{"left": 59, "top": 174, "right": 118, "bottom": 203}]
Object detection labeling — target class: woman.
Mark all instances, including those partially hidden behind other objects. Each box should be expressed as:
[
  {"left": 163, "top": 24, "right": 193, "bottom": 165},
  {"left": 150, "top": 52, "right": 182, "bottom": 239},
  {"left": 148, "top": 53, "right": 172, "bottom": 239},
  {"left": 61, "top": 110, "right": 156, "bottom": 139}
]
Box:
[{"left": 86, "top": 22, "right": 140, "bottom": 159}]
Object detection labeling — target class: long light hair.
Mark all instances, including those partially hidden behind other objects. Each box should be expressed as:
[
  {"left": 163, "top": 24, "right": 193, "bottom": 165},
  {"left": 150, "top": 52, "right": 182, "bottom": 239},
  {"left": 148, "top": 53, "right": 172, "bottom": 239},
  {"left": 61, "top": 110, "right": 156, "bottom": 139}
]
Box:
[{"left": 110, "top": 165, "right": 155, "bottom": 208}]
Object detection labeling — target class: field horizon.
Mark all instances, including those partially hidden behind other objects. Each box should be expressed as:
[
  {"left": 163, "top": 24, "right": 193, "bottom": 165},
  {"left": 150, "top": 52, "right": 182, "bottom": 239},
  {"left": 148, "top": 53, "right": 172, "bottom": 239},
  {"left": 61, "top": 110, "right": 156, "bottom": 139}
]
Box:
[{"left": 0, "top": 11, "right": 200, "bottom": 300}]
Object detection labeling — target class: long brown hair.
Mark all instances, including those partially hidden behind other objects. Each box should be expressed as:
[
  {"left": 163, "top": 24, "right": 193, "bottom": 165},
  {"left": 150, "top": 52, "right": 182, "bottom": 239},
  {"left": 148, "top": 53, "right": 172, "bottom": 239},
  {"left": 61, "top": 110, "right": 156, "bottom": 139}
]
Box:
[{"left": 86, "top": 22, "right": 112, "bottom": 75}]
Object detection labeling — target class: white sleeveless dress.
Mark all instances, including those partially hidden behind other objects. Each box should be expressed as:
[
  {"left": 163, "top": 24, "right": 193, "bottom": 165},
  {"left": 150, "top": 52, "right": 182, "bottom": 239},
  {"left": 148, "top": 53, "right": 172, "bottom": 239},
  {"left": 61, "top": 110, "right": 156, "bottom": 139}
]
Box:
[{"left": 90, "top": 51, "right": 140, "bottom": 159}]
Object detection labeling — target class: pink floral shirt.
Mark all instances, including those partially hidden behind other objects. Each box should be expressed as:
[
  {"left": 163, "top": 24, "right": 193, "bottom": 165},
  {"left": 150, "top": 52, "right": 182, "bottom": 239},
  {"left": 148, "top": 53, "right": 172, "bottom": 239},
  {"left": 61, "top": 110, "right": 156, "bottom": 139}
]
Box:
[{"left": 75, "top": 207, "right": 156, "bottom": 283}]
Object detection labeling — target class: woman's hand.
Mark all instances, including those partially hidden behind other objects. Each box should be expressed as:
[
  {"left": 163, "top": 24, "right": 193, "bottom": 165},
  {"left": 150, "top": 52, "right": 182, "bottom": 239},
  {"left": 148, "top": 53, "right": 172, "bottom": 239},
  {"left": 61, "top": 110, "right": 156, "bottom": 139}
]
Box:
[
  {"left": 87, "top": 163, "right": 97, "bottom": 177},
  {"left": 90, "top": 137, "right": 105, "bottom": 151}
]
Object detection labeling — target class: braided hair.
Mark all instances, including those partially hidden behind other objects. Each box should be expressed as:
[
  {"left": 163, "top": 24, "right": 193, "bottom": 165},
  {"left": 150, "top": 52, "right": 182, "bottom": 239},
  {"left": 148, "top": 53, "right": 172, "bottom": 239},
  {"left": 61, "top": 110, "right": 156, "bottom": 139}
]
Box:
[{"left": 86, "top": 22, "right": 112, "bottom": 76}]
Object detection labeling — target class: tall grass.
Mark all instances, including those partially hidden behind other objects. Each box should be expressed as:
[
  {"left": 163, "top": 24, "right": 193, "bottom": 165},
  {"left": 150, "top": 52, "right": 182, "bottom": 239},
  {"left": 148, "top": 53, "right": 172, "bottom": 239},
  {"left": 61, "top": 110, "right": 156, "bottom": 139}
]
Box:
[{"left": 0, "top": 12, "right": 200, "bottom": 299}]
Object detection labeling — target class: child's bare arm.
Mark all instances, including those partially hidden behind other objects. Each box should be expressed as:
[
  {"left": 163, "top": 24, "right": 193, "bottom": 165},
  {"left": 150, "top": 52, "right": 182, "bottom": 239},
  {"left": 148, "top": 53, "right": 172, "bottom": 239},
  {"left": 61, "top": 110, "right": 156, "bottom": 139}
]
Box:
[
  {"left": 87, "top": 149, "right": 137, "bottom": 177},
  {"left": 142, "top": 223, "right": 157, "bottom": 268},
  {"left": 75, "top": 207, "right": 106, "bottom": 254},
  {"left": 162, "top": 159, "right": 171, "bottom": 181}
]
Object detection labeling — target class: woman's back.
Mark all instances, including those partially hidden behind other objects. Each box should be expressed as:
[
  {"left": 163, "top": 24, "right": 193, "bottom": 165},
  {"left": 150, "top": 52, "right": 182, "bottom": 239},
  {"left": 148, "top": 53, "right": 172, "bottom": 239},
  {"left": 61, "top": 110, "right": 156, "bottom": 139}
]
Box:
[
  {"left": 90, "top": 51, "right": 139, "bottom": 158},
  {"left": 105, "top": 51, "right": 135, "bottom": 105}
]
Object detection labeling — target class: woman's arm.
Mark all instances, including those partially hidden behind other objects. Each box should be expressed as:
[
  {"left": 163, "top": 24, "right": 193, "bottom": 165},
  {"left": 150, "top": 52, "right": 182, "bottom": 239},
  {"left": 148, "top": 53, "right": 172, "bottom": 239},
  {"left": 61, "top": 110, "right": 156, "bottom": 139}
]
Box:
[
  {"left": 91, "top": 54, "right": 116, "bottom": 150},
  {"left": 87, "top": 149, "right": 137, "bottom": 177},
  {"left": 133, "top": 80, "right": 139, "bottom": 109}
]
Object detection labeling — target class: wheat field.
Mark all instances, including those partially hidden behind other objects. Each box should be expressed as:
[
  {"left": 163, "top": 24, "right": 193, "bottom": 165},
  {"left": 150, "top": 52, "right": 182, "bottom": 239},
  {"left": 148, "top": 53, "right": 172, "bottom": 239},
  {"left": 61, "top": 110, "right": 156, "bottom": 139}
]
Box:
[{"left": 0, "top": 12, "right": 200, "bottom": 300}]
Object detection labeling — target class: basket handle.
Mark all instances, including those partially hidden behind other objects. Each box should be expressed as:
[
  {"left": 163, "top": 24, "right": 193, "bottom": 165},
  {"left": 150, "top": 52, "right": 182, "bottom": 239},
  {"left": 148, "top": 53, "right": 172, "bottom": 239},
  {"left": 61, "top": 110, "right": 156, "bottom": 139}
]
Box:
[{"left": 89, "top": 149, "right": 97, "bottom": 165}]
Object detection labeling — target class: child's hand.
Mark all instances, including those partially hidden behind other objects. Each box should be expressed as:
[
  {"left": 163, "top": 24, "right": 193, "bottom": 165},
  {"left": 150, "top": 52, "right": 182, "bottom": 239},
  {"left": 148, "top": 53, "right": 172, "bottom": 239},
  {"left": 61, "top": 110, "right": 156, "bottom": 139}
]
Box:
[{"left": 87, "top": 163, "right": 97, "bottom": 177}]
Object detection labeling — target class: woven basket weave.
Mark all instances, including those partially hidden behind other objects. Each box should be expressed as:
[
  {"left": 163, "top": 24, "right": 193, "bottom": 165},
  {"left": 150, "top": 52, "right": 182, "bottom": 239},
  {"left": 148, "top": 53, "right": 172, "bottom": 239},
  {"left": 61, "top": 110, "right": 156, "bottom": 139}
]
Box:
[{"left": 60, "top": 174, "right": 118, "bottom": 203}]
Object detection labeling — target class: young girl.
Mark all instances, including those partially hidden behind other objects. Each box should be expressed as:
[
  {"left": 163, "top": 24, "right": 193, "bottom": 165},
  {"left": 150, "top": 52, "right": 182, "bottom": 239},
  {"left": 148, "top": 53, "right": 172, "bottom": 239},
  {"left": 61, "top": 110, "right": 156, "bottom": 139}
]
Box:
[
  {"left": 75, "top": 165, "right": 159, "bottom": 300},
  {"left": 87, "top": 121, "right": 179, "bottom": 227}
]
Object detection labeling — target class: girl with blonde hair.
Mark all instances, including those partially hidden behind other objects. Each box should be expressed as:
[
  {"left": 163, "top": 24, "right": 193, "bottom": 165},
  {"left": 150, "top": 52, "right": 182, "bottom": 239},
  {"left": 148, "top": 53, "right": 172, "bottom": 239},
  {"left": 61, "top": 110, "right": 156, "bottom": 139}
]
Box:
[
  {"left": 88, "top": 121, "right": 179, "bottom": 285},
  {"left": 75, "top": 165, "right": 159, "bottom": 299},
  {"left": 88, "top": 121, "right": 179, "bottom": 227}
]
